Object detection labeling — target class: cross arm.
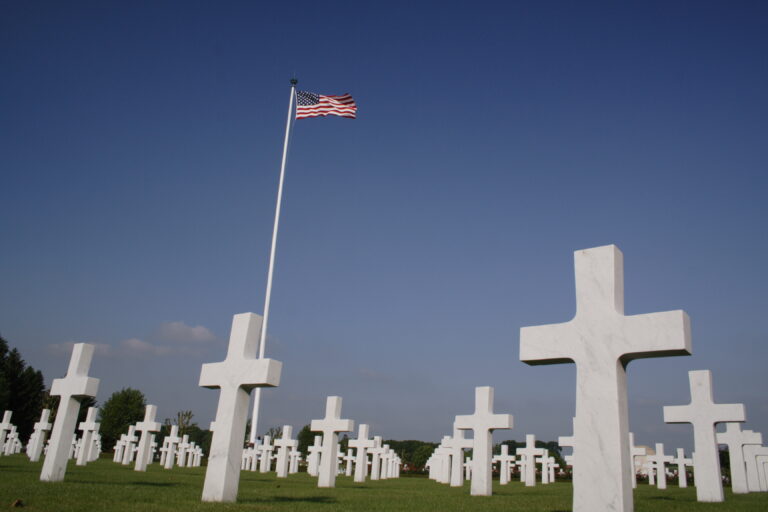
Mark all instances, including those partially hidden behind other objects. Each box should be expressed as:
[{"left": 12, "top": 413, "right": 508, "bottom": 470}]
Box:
[
  {"left": 520, "top": 322, "right": 576, "bottom": 365},
  {"left": 620, "top": 310, "right": 691, "bottom": 364},
  {"left": 662, "top": 404, "right": 691, "bottom": 424},
  {"left": 199, "top": 358, "right": 282, "bottom": 390}
]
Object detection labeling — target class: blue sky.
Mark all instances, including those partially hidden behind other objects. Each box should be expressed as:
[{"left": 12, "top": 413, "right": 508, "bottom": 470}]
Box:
[{"left": 1, "top": 1, "right": 766, "bottom": 453}]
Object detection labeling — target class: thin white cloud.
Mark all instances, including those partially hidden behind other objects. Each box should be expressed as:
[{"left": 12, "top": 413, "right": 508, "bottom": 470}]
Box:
[
  {"left": 155, "top": 321, "right": 216, "bottom": 344},
  {"left": 120, "top": 338, "right": 172, "bottom": 356}
]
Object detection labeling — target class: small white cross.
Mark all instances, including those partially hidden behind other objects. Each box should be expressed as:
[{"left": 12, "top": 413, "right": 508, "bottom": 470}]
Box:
[{"left": 664, "top": 369, "right": 745, "bottom": 502}]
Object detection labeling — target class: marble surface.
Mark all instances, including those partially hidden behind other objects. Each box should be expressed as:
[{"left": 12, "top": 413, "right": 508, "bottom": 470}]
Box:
[
  {"left": 520, "top": 245, "right": 691, "bottom": 512},
  {"left": 445, "top": 426, "right": 473, "bottom": 487},
  {"left": 672, "top": 448, "right": 692, "bottom": 488},
  {"left": 134, "top": 405, "right": 161, "bottom": 472},
  {"left": 716, "top": 422, "right": 761, "bottom": 494},
  {"left": 455, "top": 386, "right": 513, "bottom": 496},
  {"left": 27, "top": 409, "right": 52, "bottom": 462},
  {"left": 348, "top": 424, "right": 375, "bottom": 483},
  {"left": 743, "top": 444, "right": 768, "bottom": 492},
  {"left": 664, "top": 370, "right": 745, "bottom": 502},
  {"left": 274, "top": 425, "right": 297, "bottom": 478},
  {"left": 310, "top": 396, "right": 354, "bottom": 488},
  {"left": 199, "top": 313, "right": 282, "bottom": 502},
  {"left": 40, "top": 343, "right": 99, "bottom": 482},
  {"left": 76, "top": 407, "right": 99, "bottom": 467}
]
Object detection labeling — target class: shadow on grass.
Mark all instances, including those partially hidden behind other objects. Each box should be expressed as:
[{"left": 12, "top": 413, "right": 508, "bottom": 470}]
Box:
[
  {"left": 648, "top": 496, "right": 674, "bottom": 500},
  {"left": 242, "top": 496, "right": 337, "bottom": 505}
]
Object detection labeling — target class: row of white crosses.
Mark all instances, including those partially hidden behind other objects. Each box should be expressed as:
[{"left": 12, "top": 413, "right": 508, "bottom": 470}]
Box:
[{"left": 0, "top": 411, "right": 23, "bottom": 455}]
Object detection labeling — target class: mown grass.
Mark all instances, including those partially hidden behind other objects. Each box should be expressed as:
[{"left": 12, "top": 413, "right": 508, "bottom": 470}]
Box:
[{"left": 1, "top": 454, "right": 766, "bottom": 511}]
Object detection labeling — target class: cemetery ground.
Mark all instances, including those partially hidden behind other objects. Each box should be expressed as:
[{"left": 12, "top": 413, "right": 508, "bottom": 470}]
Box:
[{"left": 1, "top": 456, "right": 767, "bottom": 512}]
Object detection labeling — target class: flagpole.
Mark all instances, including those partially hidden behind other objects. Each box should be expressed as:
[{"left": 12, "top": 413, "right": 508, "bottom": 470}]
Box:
[{"left": 249, "top": 78, "right": 297, "bottom": 445}]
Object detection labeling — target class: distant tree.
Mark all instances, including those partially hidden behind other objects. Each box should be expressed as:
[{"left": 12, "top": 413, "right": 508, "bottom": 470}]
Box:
[
  {"left": 384, "top": 440, "right": 438, "bottom": 469},
  {"left": 297, "top": 424, "right": 313, "bottom": 454},
  {"left": 98, "top": 388, "right": 146, "bottom": 451},
  {"left": 171, "top": 410, "right": 195, "bottom": 436},
  {"left": 0, "top": 336, "right": 47, "bottom": 440},
  {"left": 412, "top": 443, "right": 437, "bottom": 469},
  {"left": 265, "top": 426, "right": 282, "bottom": 441}
]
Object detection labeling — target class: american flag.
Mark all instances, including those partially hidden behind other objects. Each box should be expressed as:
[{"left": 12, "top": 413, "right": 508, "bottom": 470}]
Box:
[{"left": 295, "top": 90, "right": 357, "bottom": 119}]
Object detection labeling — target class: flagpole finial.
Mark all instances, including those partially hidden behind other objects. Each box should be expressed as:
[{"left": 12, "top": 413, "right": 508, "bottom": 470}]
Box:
[{"left": 290, "top": 78, "right": 298, "bottom": 86}]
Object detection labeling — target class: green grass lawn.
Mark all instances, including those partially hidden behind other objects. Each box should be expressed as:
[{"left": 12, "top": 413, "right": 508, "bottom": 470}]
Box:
[{"left": 1, "top": 455, "right": 766, "bottom": 511}]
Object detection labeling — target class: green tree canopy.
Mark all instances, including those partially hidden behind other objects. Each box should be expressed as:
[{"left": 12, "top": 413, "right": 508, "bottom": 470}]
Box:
[
  {"left": 0, "top": 336, "right": 46, "bottom": 440},
  {"left": 297, "top": 424, "right": 313, "bottom": 454},
  {"left": 98, "top": 388, "right": 146, "bottom": 451}
]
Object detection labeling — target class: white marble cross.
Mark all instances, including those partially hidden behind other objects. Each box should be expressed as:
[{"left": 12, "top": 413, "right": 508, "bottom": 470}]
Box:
[
  {"left": 310, "top": 396, "right": 354, "bottom": 488},
  {"left": 455, "top": 386, "right": 513, "bottom": 496},
  {"left": 716, "top": 422, "right": 762, "bottom": 494},
  {"left": 493, "top": 445, "right": 515, "bottom": 485},
  {"left": 134, "top": 405, "right": 161, "bottom": 472},
  {"left": 28, "top": 409, "right": 52, "bottom": 462},
  {"left": 289, "top": 447, "right": 301, "bottom": 474},
  {"left": 537, "top": 451, "right": 551, "bottom": 484},
  {"left": 518, "top": 434, "right": 545, "bottom": 487},
  {"left": 629, "top": 432, "right": 647, "bottom": 489},
  {"left": 199, "top": 313, "right": 282, "bottom": 502},
  {"left": 672, "top": 448, "right": 693, "bottom": 488},
  {"left": 121, "top": 426, "right": 138, "bottom": 465},
  {"left": 274, "top": 425, "right": 297, "bottom": 478},
  {"left": 445, "top": 425, "right": 473, "bottom": 487},
  {"left": 0, "top": 411, "right": 13, "bottom": 454},
  {"left": 348, "top": 423, "right": 374, "bottom": 483},
  {"left": 41, "top": 343, "right": 100, "bottom": 482},
  {"left": 647, "top": 443, "right": 673, "bottom": 490},
  {"left": 76, "top": 407, "right": 99, "bottom": 466},
  {"left": 307, "top": 435, "right": 322, "bottom": 476},
  {"left": 163, "top": 425, "right": 181, "bottom": 469},
  {"left": 369, "top": 435, "right": 385, "bottom": 481},
  {"left": 177, "top": 434, "right": 190, "bottom": 467},
  {"left": 663, "top": 369, "right": 745, "bottom": 502},
  {"left": 257, "top": 435, "right": 273, "bottom": 472},
  {"left": 520, "top": 245, "right": 691, "bottom": 512},
  {"left": 744, "top": 445, "right": 768, "bottom": 492},
  {"left": 343, "top": 449, "right": 355, "bottom": 476}
]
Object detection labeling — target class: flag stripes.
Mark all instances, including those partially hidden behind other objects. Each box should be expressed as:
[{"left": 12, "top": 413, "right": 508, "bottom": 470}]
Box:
[{"left": 295, "top": 91, "right": 357, "bottom": 119}]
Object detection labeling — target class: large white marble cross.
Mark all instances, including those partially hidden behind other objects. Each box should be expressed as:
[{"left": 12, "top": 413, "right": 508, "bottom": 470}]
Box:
[
  {"left": 716, "top": 422, "right": 761, "bottom": 494},
  {"left": 40, "top": 343, "right": 100, "bottom": 482},
  {"left": 445, "top": 425, "right": 473, "bottom": 487},
  {"left": 648, "top": 443, "right": 673, "bottom": 489},
  {"left": 348, "top": 423, "right": 374, "bottom": 483},
  {"left": 76, "top": 407, "right": 99, "bottom": 466},
  {"left": 520, "top": 245, "right": 691, "bottom": 512},
  {"left": 672, "top": 448, "right": 692, "bottom": 488},
  {"left": 455, "top": 386, "right": 513, "bottom": 496},
  {"left": 274, "top": 425, "right": 297, "bottom": 478},
  {"left": 663, "top": 369, "right": 745, "bottom": 502},
  {"left": 134, "top": 405, "right": 161, "bottom": 472},
  {"left": 310, "top": 396, "right": 354, "bottom": 488},
  {"left": 517, "top": 434, "right": 545, "bottom": 487},
  {"left": 199, "top": 313, "right": 282, "bottom": 502},
  {"left": 28, "top": 409, "right": 52, "bottom": 462}
]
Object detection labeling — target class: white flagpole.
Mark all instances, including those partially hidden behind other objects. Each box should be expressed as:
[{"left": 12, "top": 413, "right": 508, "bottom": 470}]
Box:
[{"left": 249, "top": 79, "right": 297, "bottom": 444}]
